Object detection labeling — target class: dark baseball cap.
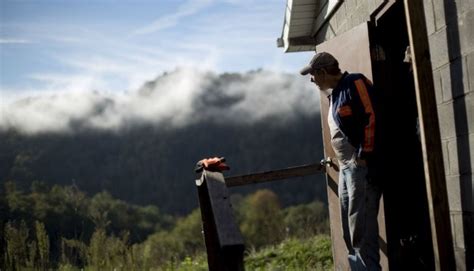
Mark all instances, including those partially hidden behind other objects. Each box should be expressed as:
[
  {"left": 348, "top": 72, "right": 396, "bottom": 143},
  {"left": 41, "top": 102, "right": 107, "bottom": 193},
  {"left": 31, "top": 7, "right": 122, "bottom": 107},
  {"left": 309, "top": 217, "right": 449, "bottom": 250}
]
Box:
[{"left": 300, "top": 52, "right": 339, "bottom": 75}]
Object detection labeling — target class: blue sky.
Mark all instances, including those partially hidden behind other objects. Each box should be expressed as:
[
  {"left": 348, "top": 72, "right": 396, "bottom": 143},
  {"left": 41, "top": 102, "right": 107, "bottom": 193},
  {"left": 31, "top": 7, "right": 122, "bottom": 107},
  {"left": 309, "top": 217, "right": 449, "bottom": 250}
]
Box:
[{"left": 0, "top": 0, "right": 313, "bottom": 95}]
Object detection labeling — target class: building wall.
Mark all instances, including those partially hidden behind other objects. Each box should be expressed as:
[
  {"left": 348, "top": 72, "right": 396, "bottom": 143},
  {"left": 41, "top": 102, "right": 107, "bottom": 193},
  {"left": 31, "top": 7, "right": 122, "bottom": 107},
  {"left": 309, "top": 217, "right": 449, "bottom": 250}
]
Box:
[
  {"left": 423, "top": 0, "right": 474, "bottom": 269},
  {"left": 314, "top": 0, "right": 385, "bottom": 43},
  {"left": 314, "top": 0, "right": 473, "bottom": 269}
]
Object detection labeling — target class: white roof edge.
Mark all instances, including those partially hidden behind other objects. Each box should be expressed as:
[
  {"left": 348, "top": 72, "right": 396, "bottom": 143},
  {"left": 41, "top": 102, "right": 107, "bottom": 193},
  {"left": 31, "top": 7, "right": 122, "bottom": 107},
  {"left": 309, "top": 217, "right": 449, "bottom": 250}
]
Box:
[{"left": 278, "top": 0, "right": 343, "bottom": 53}]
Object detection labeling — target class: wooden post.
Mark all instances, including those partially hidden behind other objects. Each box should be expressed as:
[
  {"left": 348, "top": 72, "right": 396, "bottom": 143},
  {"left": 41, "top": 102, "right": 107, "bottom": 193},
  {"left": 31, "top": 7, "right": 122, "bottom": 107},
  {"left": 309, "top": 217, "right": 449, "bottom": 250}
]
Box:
[
  {"left": 225, "top": 163, "right": 323, "bottom": 187},
  {"left": 403, "top": 1, "right": 455, "bottom": 270},
  {"left": 196, "top": 170, "right": 245, "bottom": 271}
]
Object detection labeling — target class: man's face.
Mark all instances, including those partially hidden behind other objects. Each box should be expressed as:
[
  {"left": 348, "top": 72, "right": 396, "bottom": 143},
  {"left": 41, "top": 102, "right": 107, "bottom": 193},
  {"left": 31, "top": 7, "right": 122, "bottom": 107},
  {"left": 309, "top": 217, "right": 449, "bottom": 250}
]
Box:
[{"left": 310, "top": 69, "right": 329, "bottom": 91}]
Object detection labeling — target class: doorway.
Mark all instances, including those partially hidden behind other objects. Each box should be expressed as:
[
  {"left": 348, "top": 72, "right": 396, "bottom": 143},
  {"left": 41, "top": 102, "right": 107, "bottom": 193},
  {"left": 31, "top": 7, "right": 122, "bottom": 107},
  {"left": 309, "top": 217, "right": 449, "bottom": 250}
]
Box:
[
  {"left": 371, "top": 2, "right": 435, "bottom": 270},
  {"left": 316, "top": 22, "right": 390, "bottom": 270}
]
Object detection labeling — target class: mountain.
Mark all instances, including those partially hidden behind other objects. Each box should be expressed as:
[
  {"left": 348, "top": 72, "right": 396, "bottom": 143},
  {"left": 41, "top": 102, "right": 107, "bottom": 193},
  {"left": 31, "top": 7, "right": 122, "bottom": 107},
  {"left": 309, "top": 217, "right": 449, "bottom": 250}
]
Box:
[{"left": 0, "top": 69, "right": 326, "bottom": 214}]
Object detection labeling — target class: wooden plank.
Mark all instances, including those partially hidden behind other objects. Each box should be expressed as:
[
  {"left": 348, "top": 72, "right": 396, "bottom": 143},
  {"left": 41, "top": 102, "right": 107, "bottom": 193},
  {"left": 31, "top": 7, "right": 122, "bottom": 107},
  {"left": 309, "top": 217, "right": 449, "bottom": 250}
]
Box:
[
  {"left": 286, "top": 45, "right": 315, "bottom": 52},
  {"left": 403, "top": 1, "right": 456, "bottom": 270},
  {"left": 196, "top": 171, "right": 245, "bottom": 271},
  {"left": 288, "top": 36, "right": 317, "bottom": 46},
  {"left": 290, "top": 17, "right": 316, "bottom": 26},
  {"left": 291, "top": 10, "right": 317, "bottom": 18},
  {"left": 289, "top": 3, "right": 318, "bottom": 13},
  {"left": 288, "top": 24, "right": 313, "bottom": 35},
  {"left": 293, "top": 0, "right": 320, "bottom": 7},
  {"left": 225, "top": 163, "right": 323, "bottom": 187}
]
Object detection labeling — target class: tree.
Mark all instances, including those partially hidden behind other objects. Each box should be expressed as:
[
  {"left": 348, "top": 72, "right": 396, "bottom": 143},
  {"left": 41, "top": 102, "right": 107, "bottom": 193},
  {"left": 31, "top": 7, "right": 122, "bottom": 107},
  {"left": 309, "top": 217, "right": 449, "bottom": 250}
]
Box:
[
  {"left": 35, "top": 220, "right": 50, "bottom": 269},
  {"left": 283, "top": 201, "right": 329, "bottom": 238},
  {"left": 4, "top": 220, "right": 30, "bottom": 270},
  {"left": 239, "top": 189, "right": 284, "bottom": 248}
]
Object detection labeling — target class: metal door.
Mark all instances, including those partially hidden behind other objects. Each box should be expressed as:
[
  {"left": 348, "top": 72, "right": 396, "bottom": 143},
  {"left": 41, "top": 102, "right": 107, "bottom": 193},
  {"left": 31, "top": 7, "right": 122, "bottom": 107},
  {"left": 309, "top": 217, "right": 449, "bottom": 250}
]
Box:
[{"left": 316, "top": 22, "right": 389, "bottom": 270}]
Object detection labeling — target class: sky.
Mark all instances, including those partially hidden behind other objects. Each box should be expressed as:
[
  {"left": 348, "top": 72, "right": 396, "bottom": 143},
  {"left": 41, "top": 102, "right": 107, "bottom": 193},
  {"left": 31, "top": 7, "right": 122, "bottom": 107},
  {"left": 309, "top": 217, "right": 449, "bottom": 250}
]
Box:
[
  {"left": 0, "top": 0, "right": 313, "bottom": 96},
  {"left": 0, "top": 0, "right": 318, "bottom": 134}
]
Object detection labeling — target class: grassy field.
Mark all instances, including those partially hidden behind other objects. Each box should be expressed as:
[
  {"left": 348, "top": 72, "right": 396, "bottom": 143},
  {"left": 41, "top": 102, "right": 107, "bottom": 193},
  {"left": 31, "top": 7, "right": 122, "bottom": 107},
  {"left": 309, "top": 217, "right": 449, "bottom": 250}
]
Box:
[{"left": 174, "top": 235, "right": 333, "bottom": 271}]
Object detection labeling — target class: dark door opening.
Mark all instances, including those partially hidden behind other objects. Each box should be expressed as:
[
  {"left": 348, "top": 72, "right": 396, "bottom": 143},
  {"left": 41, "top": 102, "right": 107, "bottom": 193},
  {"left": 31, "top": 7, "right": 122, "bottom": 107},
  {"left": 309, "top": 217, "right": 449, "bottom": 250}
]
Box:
[{"left": 371, "top": 2, "right": 435, "bottom": 270}]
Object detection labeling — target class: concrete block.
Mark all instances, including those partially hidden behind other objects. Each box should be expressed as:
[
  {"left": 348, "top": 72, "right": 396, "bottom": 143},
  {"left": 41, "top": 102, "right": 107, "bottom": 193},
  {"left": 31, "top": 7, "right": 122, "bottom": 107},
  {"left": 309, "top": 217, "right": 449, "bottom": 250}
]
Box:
[
  {"left": 317, "top": 22, "right": 335, "bottom": 43},
  {"left": 440, "top": 58, "right": 470, "bottom": 102},
  {"left": 346, "top": 0, "right": 356, "bottom": 15},
  {"left": 437, "top": 102, "right": 457, "bottom": 139},
  {"left": 446, "top": 174, "right": 462, "bottom": 211},
  {"left": 331, "top": 6, "right": 341, "bottom": 30},
  {"left": 463, "top": 213, "right": 474, "bottom": 257},
  {"left": 330, "top": 15, "right": 338, "bottom": 32},
  {"left": 337, "top": 14, "right": 349, "bottom": 34},
  {"left": 460, "top": 173, "right": 473, "bottom": 212},
  {"left": 428, "top": 27, "right": 450, "bottom": 69},
  {"left": 470, "top": 133, "right": 474, "bottom": 180},
  {"left": 456, "top": 10, "right": 474, "bottom": 57},
  {"left": 433, "top": 0, "right": 447, "bottom": 30},
  {"left": 367, "top": 0, "right": 377, "bottom": 13},
  {"left": 424, "top": 0, "right": 436, "bottom": 35},
  {"left": 452, "top": 212, "right": 466, "bottom": 249},
  {"left": 454, "top": 247, "right": 467, "bottom": 271},
  {"left": 442, "top": 140, "right": 450, "bottom": 174},
  {"left": 354, "top": 5, "right": 368, "bottom": 26},
  {"left": 462, "top": 93, "right": 474, "bottom": 133},
  {"left": 339, "top": 21, "right": 350, "bottom": 35},
  {"left": 333, "top": 6, "right": 345, "bottom": 34},
  {"left": 444, "top": 24, "right": 462, "bottom": 62},
  {"left": 464, "top": 92, "right": 474, "bottom": 133},
  {"left": 433, "top": 0, "right": 459, "bottom": 29},
  {"left": 339, "top": 2, "right": 347, "bottom": 23},
  {"left": 467, "top": 52, "right": 474, "bottom": 94},
  {"left": 439, "top": 64, "right": 453, "bottom": 102},
  {"left": 444, "top": 96, "right": 470, "bottom": 137},
  {"left": 433, "top": 69, "right": 444, "bottom": 104},
  {"left": 456, "top": 0, "right": 474, "bottom": 17},
  {"left": 450, "top": 213, "right": 456, "bottom": 246},
  {"left": 447, "top": 136, "right": 472, "bottom": 175}
]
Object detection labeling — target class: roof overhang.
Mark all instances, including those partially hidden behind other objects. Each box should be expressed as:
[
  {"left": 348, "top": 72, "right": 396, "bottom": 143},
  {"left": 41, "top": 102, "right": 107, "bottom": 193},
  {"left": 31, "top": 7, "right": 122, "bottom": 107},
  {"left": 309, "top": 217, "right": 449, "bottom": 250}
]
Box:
[{"left": 277, "top": 0, "right": 343, "bottom": 52}]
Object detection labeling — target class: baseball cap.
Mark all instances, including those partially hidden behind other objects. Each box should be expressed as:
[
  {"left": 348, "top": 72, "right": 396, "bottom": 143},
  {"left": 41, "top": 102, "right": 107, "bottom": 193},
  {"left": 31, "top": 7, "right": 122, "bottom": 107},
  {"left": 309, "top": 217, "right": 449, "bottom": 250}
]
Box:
[{"left": 300, "top": 52, "right": 339, "bottom": 75}]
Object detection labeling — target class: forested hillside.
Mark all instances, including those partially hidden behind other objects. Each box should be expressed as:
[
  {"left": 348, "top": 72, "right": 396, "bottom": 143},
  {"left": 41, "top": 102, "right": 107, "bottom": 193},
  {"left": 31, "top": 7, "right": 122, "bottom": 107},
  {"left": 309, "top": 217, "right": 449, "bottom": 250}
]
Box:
[
  {"left": 1, "top": 182, "right": 331, "bottom": 269},
  {"left": 1, "top": 69, "right": 331, "bottom": 269},
  {"left": 0, "top": 70, "right": 326, "bottom": 215}
]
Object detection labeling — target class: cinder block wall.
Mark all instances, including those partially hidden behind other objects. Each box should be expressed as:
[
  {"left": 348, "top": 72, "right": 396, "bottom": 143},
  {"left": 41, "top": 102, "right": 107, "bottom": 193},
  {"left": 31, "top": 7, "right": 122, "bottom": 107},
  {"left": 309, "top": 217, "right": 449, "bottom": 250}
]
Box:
[
  {"left": 314, "top": 0, "right": 385, "bottom": 42},
  {"left": 314, "top": 0, "right": 473, "bottom": 269},
  {"left": 423, "top": 0, "right": 473, "bottom": 269}
]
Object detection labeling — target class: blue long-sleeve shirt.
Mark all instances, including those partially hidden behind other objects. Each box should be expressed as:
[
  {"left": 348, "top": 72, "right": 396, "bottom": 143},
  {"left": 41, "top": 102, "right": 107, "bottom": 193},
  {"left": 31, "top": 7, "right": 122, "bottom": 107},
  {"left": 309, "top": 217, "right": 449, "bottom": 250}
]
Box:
[{"left": 328, "top": 72, "right": 377, "bottom": 161}]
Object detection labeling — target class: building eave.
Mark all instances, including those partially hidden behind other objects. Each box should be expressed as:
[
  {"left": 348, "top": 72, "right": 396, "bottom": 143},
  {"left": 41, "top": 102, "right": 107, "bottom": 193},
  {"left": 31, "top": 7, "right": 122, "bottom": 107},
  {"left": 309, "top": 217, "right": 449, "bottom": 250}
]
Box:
[{"left": 277, "top": 0, "right": 343, "bottom": 52}]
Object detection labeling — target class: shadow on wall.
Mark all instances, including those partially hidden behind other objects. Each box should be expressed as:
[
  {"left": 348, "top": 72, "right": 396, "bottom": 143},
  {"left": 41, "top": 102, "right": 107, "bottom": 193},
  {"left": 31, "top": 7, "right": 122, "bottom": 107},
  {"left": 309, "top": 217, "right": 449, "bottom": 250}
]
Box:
[{"left": 443, "top": 0, "right": 473, "bottom": 269}]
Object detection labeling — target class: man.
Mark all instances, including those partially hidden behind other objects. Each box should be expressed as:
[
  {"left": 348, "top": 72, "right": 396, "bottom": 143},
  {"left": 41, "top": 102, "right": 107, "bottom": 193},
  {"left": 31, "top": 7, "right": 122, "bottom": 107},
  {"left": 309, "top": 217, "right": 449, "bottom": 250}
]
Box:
[{"left": 300, "top": 52, "right": 381, "bottom": 271}]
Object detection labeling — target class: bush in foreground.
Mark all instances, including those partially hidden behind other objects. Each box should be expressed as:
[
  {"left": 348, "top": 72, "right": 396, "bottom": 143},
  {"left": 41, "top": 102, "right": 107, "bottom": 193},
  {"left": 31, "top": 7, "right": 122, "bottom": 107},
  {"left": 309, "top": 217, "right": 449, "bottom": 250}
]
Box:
[
  {"left": 244, "top": 235, "right": 333, "bottom": 271},
  {"left": 176, "top": 234, "right": 333, "bottom": 271}
]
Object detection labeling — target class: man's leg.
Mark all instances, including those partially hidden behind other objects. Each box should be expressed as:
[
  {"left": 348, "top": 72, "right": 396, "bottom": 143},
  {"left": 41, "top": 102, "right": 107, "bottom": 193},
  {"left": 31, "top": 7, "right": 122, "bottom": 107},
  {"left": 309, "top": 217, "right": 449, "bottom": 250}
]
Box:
[
  {"left": 339, "top": 167, "right": 352, "bottom": 252},
  {"left": 346, "top": 163, "right": 369, "bottom": 270},
  {"left": 364, "top": 179, "right": 382, "bottom": 271},
  {"left": 341, "top": 166, "right": 367, "bottom": 270}
]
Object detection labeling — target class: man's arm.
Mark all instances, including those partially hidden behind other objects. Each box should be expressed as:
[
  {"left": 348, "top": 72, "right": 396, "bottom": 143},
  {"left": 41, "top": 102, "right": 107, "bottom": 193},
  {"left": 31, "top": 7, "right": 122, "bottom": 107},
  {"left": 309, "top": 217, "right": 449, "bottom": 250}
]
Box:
[{"left": 351, "top": 77, "right": 376, "bottom": 161}]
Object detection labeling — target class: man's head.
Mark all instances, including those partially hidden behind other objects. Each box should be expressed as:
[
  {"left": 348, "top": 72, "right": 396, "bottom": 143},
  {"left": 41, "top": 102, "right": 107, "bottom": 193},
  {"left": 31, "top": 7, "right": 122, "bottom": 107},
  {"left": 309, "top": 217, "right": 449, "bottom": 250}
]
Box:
[{"left": 300, "top": 52, "right": 341, "bottom": 91}]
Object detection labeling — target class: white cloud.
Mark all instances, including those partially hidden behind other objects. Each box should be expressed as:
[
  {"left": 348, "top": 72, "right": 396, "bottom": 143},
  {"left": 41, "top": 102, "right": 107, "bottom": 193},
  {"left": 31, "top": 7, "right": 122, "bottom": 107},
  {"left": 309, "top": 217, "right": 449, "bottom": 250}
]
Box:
[
  {"left": 133, "top": 0, "right": 213, "bottom": 35},
  {"left": 0, "top": 69, "right": 319, "bottom": 134},
  {"left": 0, "top": 38, "right": 31, "bottom": 44},
  {"left": 28, "top": 73, "right": 105, "bottom": 93}
]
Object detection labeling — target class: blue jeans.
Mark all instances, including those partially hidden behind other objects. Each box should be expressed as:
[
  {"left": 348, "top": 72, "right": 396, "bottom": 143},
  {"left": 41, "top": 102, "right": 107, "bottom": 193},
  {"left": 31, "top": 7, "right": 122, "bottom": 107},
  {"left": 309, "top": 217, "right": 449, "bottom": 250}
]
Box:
[{"left": 339, "top": 161, "right": 382, "bottom": 271}]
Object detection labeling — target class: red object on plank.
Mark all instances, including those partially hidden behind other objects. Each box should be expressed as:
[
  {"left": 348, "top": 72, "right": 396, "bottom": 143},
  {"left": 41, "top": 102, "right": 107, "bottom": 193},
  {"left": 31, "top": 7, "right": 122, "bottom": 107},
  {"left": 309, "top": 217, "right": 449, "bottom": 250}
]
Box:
[{"left": 195, "top": 157, "right": 230, "bottom": 173}]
